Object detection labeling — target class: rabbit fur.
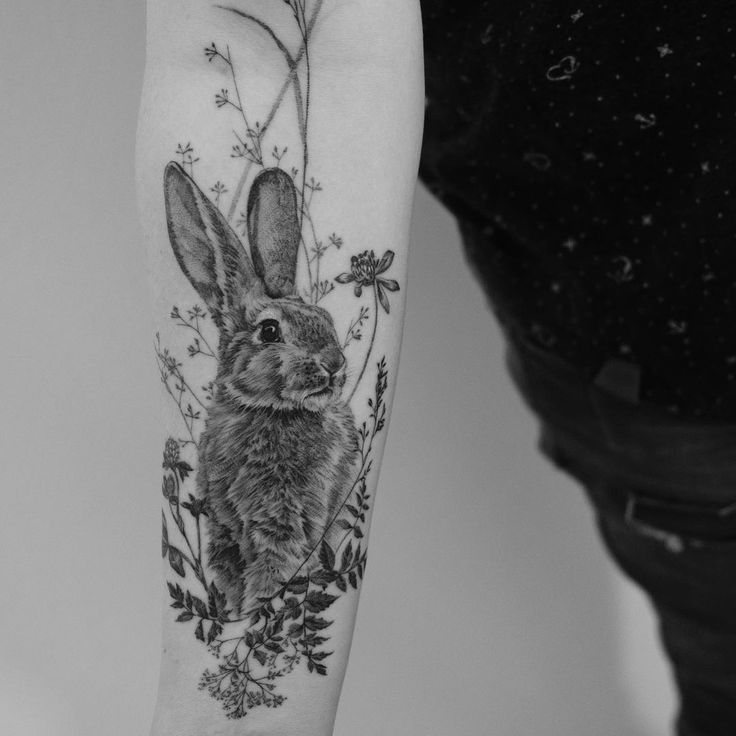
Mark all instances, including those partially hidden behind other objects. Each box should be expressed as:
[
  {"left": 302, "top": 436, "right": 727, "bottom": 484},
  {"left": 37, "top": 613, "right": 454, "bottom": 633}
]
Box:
[{"left": 164, "top": 162, "right": 359, "bottom": 617}]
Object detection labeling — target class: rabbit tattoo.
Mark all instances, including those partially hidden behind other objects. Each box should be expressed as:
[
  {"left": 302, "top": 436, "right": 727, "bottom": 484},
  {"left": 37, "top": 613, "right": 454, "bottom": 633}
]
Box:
[{"left": 164, "top": 162, "right": 359, "bottom": 617}]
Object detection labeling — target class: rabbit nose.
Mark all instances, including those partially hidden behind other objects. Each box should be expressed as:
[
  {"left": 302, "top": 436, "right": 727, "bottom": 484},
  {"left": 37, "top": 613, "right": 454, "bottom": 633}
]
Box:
[{"left": 320, "top": 350, "right": 345, "bottom": 378}]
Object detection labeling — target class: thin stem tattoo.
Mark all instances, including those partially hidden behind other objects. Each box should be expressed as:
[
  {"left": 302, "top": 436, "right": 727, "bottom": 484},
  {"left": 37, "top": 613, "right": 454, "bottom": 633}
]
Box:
[
  {"left": 221, "top": 0, "right": 324, "bottom": 223},
  {"left": 156, "top": 1, "right": 400, "bottom": 718}
]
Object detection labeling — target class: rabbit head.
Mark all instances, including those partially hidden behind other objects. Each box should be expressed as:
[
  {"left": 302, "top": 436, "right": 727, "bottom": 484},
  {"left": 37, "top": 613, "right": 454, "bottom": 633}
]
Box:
[{"left": 164, "top": 162, "right": 347, "bottom": 412}]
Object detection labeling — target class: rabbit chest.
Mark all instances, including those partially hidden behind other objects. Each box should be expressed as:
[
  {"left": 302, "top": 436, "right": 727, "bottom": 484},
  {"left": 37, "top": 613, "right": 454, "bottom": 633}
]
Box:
[{"left": 201, "top": 402, "right": 358, "bottom": 564}]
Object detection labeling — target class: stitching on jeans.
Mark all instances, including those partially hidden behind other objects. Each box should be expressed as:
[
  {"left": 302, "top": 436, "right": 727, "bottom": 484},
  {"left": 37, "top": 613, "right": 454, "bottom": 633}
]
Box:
[{"left": 625, "top": 495, "right": 685, "bottom": 554}]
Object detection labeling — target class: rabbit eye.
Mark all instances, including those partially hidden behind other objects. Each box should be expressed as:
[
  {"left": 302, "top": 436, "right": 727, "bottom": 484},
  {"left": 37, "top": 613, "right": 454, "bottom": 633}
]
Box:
[{"left": 259, "top": 319, "right": 282, "bottom": 344}]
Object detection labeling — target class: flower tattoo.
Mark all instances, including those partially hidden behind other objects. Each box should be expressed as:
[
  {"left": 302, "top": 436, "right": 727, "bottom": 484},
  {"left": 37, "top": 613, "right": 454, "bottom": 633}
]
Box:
[{"left": 336, "top": 249, "right": 400, "bottom": 313}]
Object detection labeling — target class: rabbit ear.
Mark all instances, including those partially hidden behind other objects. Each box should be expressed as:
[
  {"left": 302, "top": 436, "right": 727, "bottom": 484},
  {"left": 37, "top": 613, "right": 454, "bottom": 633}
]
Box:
[
  {"left": 247, "top": 168, "right": 300, "bottom": 298},
  {"left": 164, "top": 162, "right": 258, "bottom": 327}
]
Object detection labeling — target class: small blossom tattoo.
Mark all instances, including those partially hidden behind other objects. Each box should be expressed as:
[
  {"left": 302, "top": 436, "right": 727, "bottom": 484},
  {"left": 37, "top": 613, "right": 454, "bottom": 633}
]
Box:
[
  {"left": 336, "top": 250, "right": 400, "bottom": 400},
  {"left": 336, "top": 250, "right": 400, "bottom": 314}
]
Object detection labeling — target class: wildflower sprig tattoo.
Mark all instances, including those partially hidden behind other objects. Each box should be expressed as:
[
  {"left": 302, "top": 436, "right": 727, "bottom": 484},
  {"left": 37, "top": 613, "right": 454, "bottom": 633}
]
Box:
[
  {"left": 155, "top": 0, "right": 401, "bottom": 719},
  {"left": 337, "top": 250, "right": 400, "bottom": 401}
]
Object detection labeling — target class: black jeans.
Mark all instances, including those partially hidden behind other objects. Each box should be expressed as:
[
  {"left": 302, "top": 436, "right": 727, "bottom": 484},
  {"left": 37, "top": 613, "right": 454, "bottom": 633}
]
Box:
[{"left": 506, "top": 337, "right": 736, "bottom": 736}]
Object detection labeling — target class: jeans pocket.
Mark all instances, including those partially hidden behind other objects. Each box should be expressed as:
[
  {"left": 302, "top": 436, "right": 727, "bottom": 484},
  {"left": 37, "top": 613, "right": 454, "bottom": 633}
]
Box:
[
  {"left": 624, "top": 492, "right": 736, "bottom": 553},
  {"left": 539, "top": 424, "right": 736, "bottom": 552}
]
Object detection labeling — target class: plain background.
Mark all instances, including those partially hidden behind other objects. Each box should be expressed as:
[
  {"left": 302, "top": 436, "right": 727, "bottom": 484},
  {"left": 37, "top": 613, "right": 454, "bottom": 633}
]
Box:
[{"left": 0, "top": 1, "right": 677, "bottom": 734}]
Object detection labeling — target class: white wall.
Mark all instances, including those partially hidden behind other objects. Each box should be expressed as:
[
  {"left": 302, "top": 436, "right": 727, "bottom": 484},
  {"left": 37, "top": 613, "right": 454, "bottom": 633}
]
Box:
[{"left": 0, "top": 2, "right": 675, "bottom": 734}]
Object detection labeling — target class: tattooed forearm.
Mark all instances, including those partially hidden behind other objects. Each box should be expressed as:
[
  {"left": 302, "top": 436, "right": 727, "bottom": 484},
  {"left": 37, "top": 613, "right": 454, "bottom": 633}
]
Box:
[
  {"left": 142, "top": 0, "right": 419, "bottom": 723},
  {"left": 139, "top": 0, "right": 422, "bottom": 730}
]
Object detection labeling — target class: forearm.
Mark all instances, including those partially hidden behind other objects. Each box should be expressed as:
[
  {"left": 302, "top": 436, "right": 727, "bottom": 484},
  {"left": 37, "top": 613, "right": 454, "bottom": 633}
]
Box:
[{"left": 136, "top": 1, "right": 423, "bottom": 733}]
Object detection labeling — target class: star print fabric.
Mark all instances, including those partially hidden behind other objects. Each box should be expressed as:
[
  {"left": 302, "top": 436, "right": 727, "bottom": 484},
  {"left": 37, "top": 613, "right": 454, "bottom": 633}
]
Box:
[{"left": 420, "top": 1, "right": 736, "bottom": 418}]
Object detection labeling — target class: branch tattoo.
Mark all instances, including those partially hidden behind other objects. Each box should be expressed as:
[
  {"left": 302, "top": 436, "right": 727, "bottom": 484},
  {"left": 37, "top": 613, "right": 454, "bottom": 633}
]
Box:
[{"left": 156, "top": 1, "right": 399, "bottom": 718}]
